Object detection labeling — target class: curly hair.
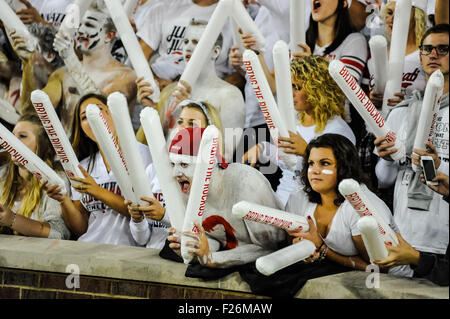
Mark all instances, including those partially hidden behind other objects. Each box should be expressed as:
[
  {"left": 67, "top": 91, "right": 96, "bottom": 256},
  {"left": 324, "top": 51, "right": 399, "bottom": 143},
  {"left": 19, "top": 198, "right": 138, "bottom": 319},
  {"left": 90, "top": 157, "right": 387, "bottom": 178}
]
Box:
[
  {"left": 382, "top": 4, "right": 427, "bottom": 49},
  {"left": 300, "top": 134, "right": 372, "bottom": 206},
  {"left": 290, "top": 56, "right": 346, "bottom": 133}
]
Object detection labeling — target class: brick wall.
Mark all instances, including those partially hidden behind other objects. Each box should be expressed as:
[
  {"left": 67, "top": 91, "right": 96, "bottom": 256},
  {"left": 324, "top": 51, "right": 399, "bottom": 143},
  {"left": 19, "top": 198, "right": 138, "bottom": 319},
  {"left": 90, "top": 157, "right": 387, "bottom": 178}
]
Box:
[{"left": 0, "top": 267, "right": 263, "bottom": 299}]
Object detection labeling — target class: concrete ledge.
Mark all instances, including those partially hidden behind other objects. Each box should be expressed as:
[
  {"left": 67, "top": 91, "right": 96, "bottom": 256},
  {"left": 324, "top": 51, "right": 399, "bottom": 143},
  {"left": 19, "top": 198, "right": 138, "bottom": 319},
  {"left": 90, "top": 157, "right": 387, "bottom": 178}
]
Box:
[
  {"left": 296, "top": 271, "right": 449, "bottom": 299},
  {"left": 0, "top": 235, "right": 448, "bottom": 299}
]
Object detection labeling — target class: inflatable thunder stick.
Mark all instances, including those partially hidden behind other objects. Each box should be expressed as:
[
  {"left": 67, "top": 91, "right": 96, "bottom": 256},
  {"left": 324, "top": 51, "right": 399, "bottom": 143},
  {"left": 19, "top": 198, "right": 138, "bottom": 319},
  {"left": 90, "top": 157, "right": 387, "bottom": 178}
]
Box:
[
  {"left": 57, "top": 0, "right": 93, "bottom": 37},
  {"left": 381, "top": 0, "right": 412, "bottom": 117},
  {"left": 358, "top": 216, "right": 389, "bottom": 262},
  {"left": 108, "top": 92, "right": 154, "bottom": 205},
  {"left": 412, "top": 70, "right": 444, "bottom": 171},
  {"left": 0, "top": 98, "right": 20, "bottom": 125},
  {"left": 290, "top": 0, "right": 306, "bottom": 54},
  {"left": 256, "top": 240, "right": 316, "bottom": 276},
  {"left": 0, "top": 0, "right": 37, "bottom": 51},
  {"left": 273, "top": 40, "right": 297, "bottom": 134},
  {"left": 178, "top": 0, "right": 234, "bottom": 89},
  {"left": 85, "top": 104, "right": 137, "bottom": 202},
  {"left": 181, "top": 125, "right": 220, "bottom": 264},
  {"left": 328, "top": 60, "right": 405, "bottom": 161},
  {"left": 232, "top": 201, "right": 309, "bottom": 232},
  {"left": 30, "top": 90, "right": 83, "bottom": 185},
  {"left": 243, "top": 49, "right": 297, "bottom": 170},
  {"left": 230, "top": 17, "right": 244, "bottom": 53},
  {"left": 140, "top": 107, "right": 186, "bottom": 231},
  {"left": 368, "top": 35, "right": 388, "bottom": 92},
  {"left": 232, "top": 0, "right": 266, "bottom": 52},
  {"left": 338, "top": 179, "right": 398, "bottom": 246},
  {"left": 104, "top": 0, "right": 160, "bottom": 102},
  {"left": 0, "top": 123, "right": 67, "bottom": 194}
]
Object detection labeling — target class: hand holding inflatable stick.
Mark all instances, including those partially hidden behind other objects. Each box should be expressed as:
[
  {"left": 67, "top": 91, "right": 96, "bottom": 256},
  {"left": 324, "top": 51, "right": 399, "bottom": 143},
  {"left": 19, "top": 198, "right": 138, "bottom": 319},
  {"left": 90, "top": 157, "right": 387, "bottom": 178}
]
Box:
[
  {"left": 31, "top": 90, "right": 83, "bottom": 186},
  {"left": 85, "top": 104, "right": 137, "bottom": 203},
  {"left": 140, "top": 107, "right": 186, "bottom": 231},
  {"left": 180, "top": 125, "right": 220, "bottom": 264},
  {"left": 329, "top": 60, "right": 405, "bottom": 161},
  {"left": 0, "top": 122, "right": 67, "bottom": 194}
]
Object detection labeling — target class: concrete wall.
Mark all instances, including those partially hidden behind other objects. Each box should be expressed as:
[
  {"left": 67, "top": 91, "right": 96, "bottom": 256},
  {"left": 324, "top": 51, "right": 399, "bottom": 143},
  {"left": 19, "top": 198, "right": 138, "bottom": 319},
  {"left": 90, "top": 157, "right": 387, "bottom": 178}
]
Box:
[{"left": 0, "top": 235, "right": 448, "bottom": 299}]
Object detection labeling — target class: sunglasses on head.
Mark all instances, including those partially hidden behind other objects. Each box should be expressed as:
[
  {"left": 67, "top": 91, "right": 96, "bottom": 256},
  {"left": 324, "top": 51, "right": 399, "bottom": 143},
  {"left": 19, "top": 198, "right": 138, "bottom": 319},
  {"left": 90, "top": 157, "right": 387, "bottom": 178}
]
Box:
[{"left": 419, "top": 44, "right": 449, "bottom": 57}]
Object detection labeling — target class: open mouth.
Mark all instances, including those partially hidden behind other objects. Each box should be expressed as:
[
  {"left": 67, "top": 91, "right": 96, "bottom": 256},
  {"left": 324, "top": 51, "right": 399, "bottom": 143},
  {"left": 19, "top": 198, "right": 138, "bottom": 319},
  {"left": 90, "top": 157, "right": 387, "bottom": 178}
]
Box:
[
  {"left": 313, "top": 0, "right": 321, "bottom": 11},
  {"left": 184, "top": 53, "right": 192, "bottom": 62},
  {"left": 177, "top": 176, "right": 192, "bottom": 194},
  {"left": 77, "top": 36, "right": 90, "bottom": 47}
]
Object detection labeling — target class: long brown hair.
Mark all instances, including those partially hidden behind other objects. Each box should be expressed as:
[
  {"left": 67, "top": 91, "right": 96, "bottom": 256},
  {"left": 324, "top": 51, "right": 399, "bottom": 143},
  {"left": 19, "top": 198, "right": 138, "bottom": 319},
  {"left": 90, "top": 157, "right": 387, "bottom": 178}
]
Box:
[{"left": 70, "top": 93, "right": 106, "bottom": 172}]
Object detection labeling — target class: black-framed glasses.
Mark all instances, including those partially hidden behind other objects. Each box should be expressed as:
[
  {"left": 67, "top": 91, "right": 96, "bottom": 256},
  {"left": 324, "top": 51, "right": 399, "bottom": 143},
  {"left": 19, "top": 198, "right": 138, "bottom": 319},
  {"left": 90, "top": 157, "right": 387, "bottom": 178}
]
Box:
[{"left": 419, "top": 44, "right": 449, "bottom": 56}]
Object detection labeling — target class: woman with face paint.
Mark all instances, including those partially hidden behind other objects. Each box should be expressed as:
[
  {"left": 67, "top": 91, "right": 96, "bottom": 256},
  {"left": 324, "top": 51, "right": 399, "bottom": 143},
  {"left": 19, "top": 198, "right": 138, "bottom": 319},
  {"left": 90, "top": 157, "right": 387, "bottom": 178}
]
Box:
[
  {"left": 44, "top": 93, "right": 152, "bottom": 246},
  {"left": 241, "top": 133, "right": 408, "bottom": 298},
  {"left": 126, "top": 98, "right": 225, "bottom": 250},
  {"left": 0, "top": 114, "right": 70, "bottom": 240},
  {"left": 367, "top": 0, "right": 427, "bottom": 108},
  {"left": 243, "top": 56, "right": 356, "bottom": 206}
]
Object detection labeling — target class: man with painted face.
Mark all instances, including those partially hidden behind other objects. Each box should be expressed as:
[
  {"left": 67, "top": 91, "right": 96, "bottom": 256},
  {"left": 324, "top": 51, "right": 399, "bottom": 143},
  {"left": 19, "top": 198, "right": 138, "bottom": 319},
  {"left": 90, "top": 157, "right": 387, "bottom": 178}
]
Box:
[
  {"left": 136, "top": 19, "right": 245, "bottom": 163},
  {"left": 18, "top": 4, "right": 137, "bottom": 134},
  {"left": 137, "top": 0, "right": 232, "bottom": 88},
  {"left": 166, "top": 127, "right": 286, "bottom": 269}
]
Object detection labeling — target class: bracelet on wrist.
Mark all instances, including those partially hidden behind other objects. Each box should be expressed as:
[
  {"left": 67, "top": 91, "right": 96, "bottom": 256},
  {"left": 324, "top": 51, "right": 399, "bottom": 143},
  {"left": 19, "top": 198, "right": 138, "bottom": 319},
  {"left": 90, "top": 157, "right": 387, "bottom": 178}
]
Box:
[
  {"left": 319, "top": 245, "right": 328, "bottom": 262},
  {"left": 9, "top": 212, "right": 17, "bottom": 229}
]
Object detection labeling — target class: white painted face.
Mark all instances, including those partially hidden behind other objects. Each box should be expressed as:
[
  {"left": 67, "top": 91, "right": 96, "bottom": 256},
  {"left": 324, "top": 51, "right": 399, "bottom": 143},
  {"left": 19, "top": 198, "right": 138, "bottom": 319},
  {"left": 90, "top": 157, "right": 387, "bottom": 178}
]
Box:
[
  {"left": 182, "top": 24, "right": 220, "bottom": 63},
  {"left": 169, "top": 153, "right": 196, "bottom": 194},
  {"left": 76, "top": 10, "right": 109, "bottom": 54}
]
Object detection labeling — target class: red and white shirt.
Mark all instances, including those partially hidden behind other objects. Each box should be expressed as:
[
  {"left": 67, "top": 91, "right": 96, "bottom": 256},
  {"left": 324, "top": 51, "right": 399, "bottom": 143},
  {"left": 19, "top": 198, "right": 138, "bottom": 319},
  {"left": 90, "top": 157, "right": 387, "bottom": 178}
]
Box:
[
  {"left": 313, "top": 32, "right": 368, "bottom": 83},
  {"left": 363, "top": 50, "right": 426, "bottom": 98}
]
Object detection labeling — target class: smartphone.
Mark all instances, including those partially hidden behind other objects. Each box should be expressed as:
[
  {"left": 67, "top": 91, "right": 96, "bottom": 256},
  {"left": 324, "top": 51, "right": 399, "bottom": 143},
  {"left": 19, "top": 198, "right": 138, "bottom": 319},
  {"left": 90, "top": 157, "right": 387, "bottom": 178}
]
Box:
[{"left": 421, "top": 156, "right": 438, "bottom": 186}]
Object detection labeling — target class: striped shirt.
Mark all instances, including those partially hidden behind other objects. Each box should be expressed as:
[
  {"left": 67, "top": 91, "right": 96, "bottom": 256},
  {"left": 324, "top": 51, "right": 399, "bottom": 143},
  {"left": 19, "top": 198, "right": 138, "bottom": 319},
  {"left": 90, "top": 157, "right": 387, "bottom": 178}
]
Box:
[{"left": 313, "top": 32, "right": 368, "bottom": 83}]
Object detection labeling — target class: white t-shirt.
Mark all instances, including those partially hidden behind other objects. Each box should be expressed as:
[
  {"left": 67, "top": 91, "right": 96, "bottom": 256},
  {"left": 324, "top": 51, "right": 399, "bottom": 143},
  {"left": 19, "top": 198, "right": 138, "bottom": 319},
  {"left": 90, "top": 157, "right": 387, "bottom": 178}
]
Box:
[
  {"left": 28, "top": 0, "right": 74, "bottom": 28},
  {"left": 129, "top": 163, "right": 171, "bottom": 250},
  {"left": 137, "top": 0, "right": 232, "bottom": 80},
  {"left": 285, "top": 184, "right": 413, "bottom": 277},
  {"left": 375, "top": 104, "right": 449, "bottom": 255},
  {"left": 71, "top": 143, "right": 152, "bottom": 246},
  {"left": 261, "top": 116, "right": 356, "bottom": 206},
  {"left": 364, "top": 50, "right": 426, "bottom": 99}
]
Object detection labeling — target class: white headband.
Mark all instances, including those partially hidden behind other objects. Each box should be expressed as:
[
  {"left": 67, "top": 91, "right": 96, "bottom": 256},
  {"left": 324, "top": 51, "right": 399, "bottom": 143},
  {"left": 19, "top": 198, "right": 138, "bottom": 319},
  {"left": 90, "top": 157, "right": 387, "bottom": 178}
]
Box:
[{"left": 175, "top": 99, "right": 213, "bottom": 126}]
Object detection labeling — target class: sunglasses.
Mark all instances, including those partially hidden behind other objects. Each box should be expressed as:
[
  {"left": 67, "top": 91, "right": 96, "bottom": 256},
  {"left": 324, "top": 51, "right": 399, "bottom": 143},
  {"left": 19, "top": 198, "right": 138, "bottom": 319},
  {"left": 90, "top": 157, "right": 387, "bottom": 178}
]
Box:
[{"left": 419, "top": 44, "right": 449, "bottom": 57}]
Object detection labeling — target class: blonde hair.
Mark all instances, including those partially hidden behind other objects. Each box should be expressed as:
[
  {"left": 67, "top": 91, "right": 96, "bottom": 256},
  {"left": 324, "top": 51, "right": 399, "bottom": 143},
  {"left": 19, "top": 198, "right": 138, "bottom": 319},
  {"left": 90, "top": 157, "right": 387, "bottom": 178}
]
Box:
[
  {"left": 290, "top": 56, "right": 346, "bottom": 133},
  {"left": 0, "top": 115, "right": 59, "bottom": 230},
  {"left": 180, "top": 101, "right": 226, "bottom": 160},
  {"left": 382, "top": 3, "right": 427, "bottom": 48}
]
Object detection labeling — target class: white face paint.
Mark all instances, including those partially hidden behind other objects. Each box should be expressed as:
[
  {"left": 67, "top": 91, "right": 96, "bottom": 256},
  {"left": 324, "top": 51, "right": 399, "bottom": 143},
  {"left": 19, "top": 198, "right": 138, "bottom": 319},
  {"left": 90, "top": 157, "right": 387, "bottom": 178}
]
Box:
[
  {"left": 307, "top": 167, "right": 334, "bottom": 175},
  {"left": 170, "top": 152, "right": 196, "bottom": 194},
  {"left": 76, "top": 10, "right": 108, "bottom": 54},
  {"left": 182, "top": 24, "right": 220, "bottom": 63}
]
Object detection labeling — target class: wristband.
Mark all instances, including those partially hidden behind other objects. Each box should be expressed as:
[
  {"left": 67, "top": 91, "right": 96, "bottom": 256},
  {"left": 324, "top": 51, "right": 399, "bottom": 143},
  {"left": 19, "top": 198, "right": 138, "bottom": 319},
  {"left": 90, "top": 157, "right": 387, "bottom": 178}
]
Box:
[{"left": 9, "top": 212, "right": 17, "bottom": 229}]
